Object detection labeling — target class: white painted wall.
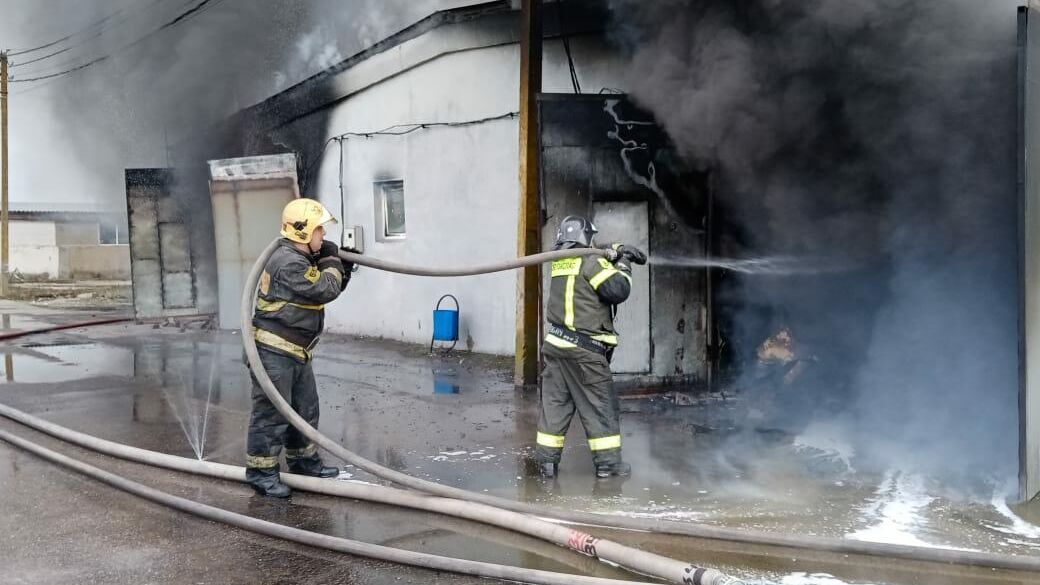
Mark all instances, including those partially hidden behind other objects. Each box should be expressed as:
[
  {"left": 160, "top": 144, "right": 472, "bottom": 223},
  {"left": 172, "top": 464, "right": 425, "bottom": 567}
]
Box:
[
  {"left": 307, "top": 45, "right": 520, "bottom": 354},
  {"left": 10, "top": 246, "right": 61, "bottom": 277},
  {"left": 11, "top": 220, "right": 57, "bottom": 246},
  {"left": 290, "top": 25, "right": 630, "bottom": 355},
  {"left": 10, "top": 219, "right": 129, "bottom": 278}
]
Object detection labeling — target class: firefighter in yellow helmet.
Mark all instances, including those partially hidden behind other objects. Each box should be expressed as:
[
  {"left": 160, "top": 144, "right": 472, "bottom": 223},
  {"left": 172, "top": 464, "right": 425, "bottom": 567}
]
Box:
[{"left": 245, "top": 198, "right": 353, "bottom": 497}]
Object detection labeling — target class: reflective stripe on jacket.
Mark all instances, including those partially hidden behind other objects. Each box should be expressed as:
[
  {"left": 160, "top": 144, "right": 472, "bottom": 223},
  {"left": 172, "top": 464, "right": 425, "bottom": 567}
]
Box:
[
  {"left": 544, "top": 253, "right": 631, "bottom": 350},
  {"left": 253, "top": 239, "right": 346, "bottom": 361}
]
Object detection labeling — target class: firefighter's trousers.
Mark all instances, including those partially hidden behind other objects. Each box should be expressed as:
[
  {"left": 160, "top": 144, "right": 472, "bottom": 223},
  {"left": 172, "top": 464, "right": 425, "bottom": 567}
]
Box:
[
  {"left": 535, "top": 347, "right": 622, "bottom": 466},
  {"left": 246, "top": 347, "right": 323, "bottom": 469}
]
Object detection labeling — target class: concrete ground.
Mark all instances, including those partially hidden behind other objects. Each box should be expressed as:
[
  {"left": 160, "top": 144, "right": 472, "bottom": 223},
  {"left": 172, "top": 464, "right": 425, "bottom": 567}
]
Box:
[{"left": 0, "top": 300, "right": 1039, "bottom": 585}]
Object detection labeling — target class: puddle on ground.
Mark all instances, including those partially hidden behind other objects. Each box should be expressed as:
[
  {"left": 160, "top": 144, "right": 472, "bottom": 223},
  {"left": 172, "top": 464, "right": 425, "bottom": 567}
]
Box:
[
  {"left": 0, "top": 343, "right": 135, "bottom": 383},
  {"left": 2, "top": 326, "right": 1040, "bottom": 585}
]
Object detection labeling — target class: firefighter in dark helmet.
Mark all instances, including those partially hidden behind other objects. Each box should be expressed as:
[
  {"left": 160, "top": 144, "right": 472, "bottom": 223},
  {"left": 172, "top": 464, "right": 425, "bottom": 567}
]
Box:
[
  {"left": 245, "top": 198, "right": 353, "bottom": 498},
  {"left": 535, "top": 215, "right": 647, "bottom": 478}
]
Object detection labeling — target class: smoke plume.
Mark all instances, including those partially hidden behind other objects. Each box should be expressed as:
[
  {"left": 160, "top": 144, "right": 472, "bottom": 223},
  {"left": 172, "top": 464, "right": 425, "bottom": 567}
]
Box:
[
  {"left": 1, "top": 0, "right": 459, "bottom": 207},
  {"left": 607, "top": 0, "right": 1022, "bottom": 484}
]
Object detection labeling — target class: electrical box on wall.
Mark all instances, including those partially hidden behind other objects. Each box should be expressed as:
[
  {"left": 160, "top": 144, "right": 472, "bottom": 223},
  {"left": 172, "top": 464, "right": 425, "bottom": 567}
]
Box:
[{"left": 343, "top": 225, "right": 364, "bottom": 254}]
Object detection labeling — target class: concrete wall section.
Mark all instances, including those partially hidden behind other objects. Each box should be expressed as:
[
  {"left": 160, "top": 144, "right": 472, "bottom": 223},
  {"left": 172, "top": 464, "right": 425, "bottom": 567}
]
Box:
[
  {"left": 10, "top": 246, "right": 61, "bottom": 277},
  {"left": 304, "top": 45, "right": 522, "bottom": 355},
  {"left": 11, "top": 220, "right": 57, "bottom": 247},
  {"left": 55, "top": 222, "right": 101, "bottom": 246},
  {"left": 63, "top": 245, "right": 131, "bottom": 279}
]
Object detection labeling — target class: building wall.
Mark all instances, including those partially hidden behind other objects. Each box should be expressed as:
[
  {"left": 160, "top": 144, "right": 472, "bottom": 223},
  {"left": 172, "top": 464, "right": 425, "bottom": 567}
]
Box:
[
  {"left": 10, "top": 246, "right": 61, "bottom": 277},
  {"left": 55, "top": 222, "right": 101, "bottom": 246},
  {"left": 11, "top": 220, "right": 57, "bottom": 246},
  {"left": 10, "top": 219, "right": 130, "bottom": 279},
  {"left": 63, "top": 245, "right": 131, "bottom": 279},
  {"left": 293, "top": 30, "right": 630, "bottom": 355}
]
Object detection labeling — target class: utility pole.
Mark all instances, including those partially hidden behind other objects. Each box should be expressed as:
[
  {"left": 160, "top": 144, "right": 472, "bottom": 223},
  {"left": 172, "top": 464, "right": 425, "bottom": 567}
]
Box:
[
  {"left": 1, "top": 51, "right": 9, "bottom": 298},
  {"left": 515, "top": 0, "right": 543, "bottom": 387}
]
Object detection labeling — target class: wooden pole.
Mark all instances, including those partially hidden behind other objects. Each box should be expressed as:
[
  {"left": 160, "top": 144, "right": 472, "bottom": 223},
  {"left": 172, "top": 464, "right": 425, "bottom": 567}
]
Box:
[
  {"left": 1, "top": 52, "right": 8, "bottom": 298},
  {"left": 514, "top": 0, "right": 543, "bottom": 387}
]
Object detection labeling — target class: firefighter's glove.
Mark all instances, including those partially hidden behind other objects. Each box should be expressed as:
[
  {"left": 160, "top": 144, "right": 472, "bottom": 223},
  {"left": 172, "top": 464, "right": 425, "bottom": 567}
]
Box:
[
  {"left": 317, "top": 255, "right": 346, "bottom": 279},
  {"left": 612, "top": 243, "right": 648, "bottom": 266},
  {"left": 317, "top": 240, "right": 340, "bottom": 259},
  {"left": 338, "top": 246, "right": 360, "bottom": 273}
]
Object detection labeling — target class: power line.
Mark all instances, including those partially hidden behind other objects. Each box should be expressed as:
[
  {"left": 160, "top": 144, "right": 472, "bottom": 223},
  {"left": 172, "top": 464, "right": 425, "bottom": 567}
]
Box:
[
  {"left": 10, "top": 0, "right": 230, "bottom": 84},
  {"left": 11, "top": 0, "right": 173, "bottom": 69},
  {"left": 303, "top": 112, "right": 519, "bottom": 186},
  {"left": 9, "top": 1, "right": 165, "bottom": 57},
  {"left": 556, "top": 0, "right": 581, "bottom": 94}
]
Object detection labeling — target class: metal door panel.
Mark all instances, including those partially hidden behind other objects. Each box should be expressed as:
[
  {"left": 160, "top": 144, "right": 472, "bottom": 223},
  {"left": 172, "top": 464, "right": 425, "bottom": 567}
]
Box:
[{"left": 593, "top": 201, "right": 651, "bottom": 374}]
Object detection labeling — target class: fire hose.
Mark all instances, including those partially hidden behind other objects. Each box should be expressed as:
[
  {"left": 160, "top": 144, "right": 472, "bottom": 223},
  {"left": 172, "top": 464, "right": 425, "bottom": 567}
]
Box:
[
  {"left": 0, "top": 425, "right": 657, "bottom": 585},
  {"left": 0, "top": 242, "right": 1036, "bottom": 578},
  {"left": 242, "top": 239, "right": 1040, "bottom": 575},
  {"left": 243, "top": 240, "right": 738, "bottom": 584}
]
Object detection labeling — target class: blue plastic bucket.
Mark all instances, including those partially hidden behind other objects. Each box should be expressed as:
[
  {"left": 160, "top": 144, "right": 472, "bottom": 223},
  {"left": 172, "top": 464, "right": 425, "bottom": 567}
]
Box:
[{"left": 432, "top": 295, "right": 460, "bottom": 342}]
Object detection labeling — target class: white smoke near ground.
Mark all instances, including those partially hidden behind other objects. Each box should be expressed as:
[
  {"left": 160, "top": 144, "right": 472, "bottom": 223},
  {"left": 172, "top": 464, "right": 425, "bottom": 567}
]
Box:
[{"left": 606, "top": 0, "right": 1022, "bottom": 486}]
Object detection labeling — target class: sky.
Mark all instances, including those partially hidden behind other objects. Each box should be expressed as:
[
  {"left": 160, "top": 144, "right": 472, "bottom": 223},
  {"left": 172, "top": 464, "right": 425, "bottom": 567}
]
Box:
[{"left": 0, "top": 0, "right": 485, "bottom": 209}]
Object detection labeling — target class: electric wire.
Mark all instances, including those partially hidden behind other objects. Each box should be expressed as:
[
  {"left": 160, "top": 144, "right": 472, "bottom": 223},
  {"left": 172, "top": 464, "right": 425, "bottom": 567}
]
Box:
[
  {"left": 9, "top": 1, "right": 149, "bottom": 56},
  {"left": 10, "top": 0, "right": 231, "bottom": 84},
  {"left": 556, "top": 0, "right": 582, "bottom": 94},
  {"left": 10, "top": 0, "right": 174, "bottom": 69},
  {"left": 303, "top": 112, "right": 518, "bottom": 187}
]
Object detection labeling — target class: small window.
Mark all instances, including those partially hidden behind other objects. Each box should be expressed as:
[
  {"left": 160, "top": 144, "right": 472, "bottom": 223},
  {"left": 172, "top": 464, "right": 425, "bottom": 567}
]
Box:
[
  {"left": 374, "top": 180, "right": 406, "bottom": 241},
  {"left": 99, "top": 219, "right": 121, "bottom": 245}
]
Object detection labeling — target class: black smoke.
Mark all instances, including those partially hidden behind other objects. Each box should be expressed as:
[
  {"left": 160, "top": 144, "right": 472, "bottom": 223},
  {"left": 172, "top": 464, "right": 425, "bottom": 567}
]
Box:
[
  {"left": 607, "top": 0, "right": 1021, "bottom": 484},
  {"left": 2, "top": 0, "right": 447, "bottom": 207}
]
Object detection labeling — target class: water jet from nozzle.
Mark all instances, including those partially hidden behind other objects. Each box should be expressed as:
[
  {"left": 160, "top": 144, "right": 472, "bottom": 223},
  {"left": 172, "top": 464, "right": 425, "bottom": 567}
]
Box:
[{"left": 647, "top": 255, "right": 849, "bottom": 276}]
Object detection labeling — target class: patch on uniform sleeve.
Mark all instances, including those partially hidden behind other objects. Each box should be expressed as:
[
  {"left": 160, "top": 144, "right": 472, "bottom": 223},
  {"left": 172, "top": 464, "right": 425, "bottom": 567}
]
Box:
[
  {"left": 260, "top": 271, "right": 272, "bottom": 295},
  {"left": 304, "top": 266, "right": 320, "bottom": 283}
]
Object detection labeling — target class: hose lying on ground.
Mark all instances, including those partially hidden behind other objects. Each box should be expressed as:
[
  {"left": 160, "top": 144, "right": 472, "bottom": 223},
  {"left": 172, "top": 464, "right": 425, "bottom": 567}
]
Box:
[
  {"left": 0, "top": 401, "right": 702, "bottom": 584},
  {"left": 0, "top": 316, "right": 134, "bottom": 341},
  {"left": 247, "top": 239, "right": 1040, "bottom": 574},
  {"left": 245, "top": 240, "right": 739, "bottom": 585},
  {"left": 0, "top": 426, "right": 660, "bottom": 585}
]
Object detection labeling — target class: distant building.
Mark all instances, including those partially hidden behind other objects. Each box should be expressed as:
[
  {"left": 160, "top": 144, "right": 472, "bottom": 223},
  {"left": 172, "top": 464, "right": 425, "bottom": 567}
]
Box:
[{"left": 10, "top": 201, "right": 130, "bottom": 280}]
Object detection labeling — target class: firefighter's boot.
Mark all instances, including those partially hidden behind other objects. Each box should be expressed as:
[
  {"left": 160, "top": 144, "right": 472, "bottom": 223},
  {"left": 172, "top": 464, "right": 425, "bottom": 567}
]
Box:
[
  {"left": 288, "top": 456, "right": 339, "bottom": 478},
  {"left": 595, "top": 461, "right": 631, "bottom": 479},
  {"left": 246, "top": 466, "right": 292, "bottom": 498}
]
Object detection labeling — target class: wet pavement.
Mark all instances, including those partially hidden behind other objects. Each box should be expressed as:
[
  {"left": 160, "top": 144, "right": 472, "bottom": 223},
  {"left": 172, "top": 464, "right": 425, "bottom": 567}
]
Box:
[{"left": 0, "top": 300, "right": 1039, "bottom": 584}]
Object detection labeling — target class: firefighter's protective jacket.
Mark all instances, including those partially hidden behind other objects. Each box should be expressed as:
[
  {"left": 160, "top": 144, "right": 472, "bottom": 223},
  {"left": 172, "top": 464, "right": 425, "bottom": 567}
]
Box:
[
  {"left": 544, "top": 253, "right": 632, "bottom": 351},
  {"left": 252, "top": 239, "right": 346, "bottom": 361}
]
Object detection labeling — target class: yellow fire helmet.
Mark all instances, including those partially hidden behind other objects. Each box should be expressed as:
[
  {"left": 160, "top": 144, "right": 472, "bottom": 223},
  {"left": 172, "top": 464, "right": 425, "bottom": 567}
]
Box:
[{"left": 281, "top": 198, "right": 338, "bottom": 244}]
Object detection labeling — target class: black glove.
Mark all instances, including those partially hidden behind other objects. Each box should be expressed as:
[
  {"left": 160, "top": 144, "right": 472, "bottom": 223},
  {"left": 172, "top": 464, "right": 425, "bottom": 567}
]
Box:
[
  {"left": 316, "top": 255, "right": 345, "bottom": 278},
  {"left": 613, "top": 244, "right": 647, "bottom": 266},
  {"left": 317, "top": 240, "right": 340, "bottom": 259}
]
